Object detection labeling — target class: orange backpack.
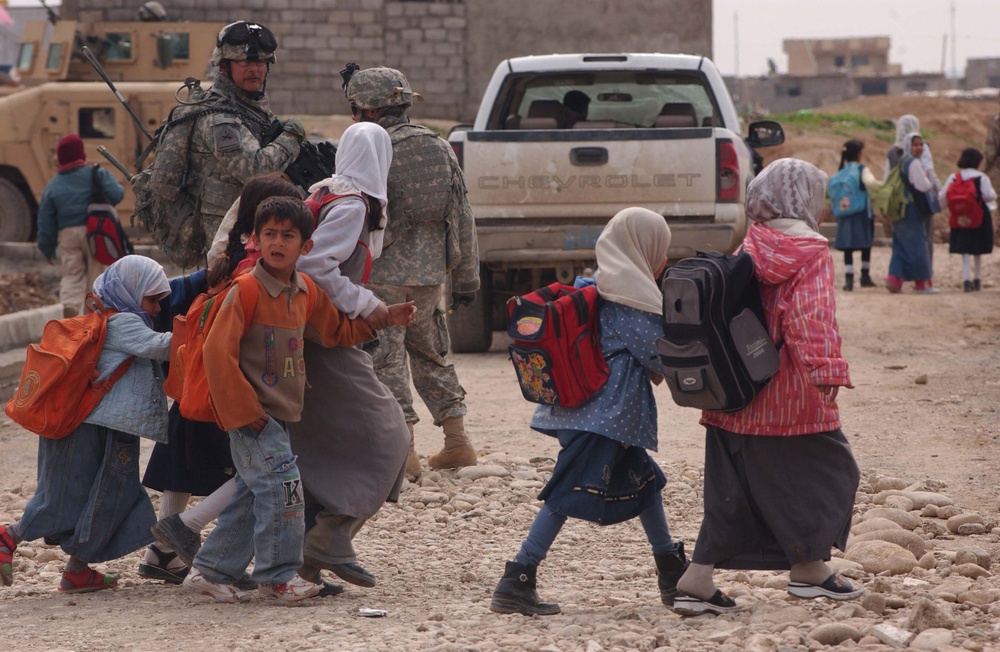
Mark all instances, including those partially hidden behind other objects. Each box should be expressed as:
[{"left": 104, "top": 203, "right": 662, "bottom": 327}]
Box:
[
  {"left": 4, "top": 294, "right": 133, "bottom": 439},
  {"left": 166, "top": 272, "right": 317, "bottom": 427}
]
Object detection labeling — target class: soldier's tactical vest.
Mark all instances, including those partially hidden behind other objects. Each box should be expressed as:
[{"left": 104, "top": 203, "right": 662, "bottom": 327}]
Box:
[{"left": 385, "top": 124, "right": 454, "bottom": 234}]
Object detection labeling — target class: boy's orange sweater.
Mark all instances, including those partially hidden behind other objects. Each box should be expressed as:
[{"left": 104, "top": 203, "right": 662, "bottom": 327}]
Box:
[{"left": 203, "top": 262, "right": 374, "bottom": 431}]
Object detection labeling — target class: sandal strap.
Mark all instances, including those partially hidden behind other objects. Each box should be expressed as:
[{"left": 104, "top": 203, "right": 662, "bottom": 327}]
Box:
[{"left": 147, "top": 544, "right": 182, "bottom": 569}]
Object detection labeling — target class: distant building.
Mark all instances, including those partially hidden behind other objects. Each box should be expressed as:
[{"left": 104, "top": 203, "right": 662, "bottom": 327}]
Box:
[
  {"left": 730, "top": 36, "right": 950, "bottom": 114},
  {"left": 965, "top": 58, "right": 1000, "bottom": 89}
]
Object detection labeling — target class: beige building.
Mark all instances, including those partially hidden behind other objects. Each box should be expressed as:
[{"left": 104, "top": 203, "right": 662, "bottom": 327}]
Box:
[
  {"left": 783, "top": 37, "right": 899, "bottom": 77},
  {"left": 58, "top": 0, "right": 713, "bottom": 121},
  {"left": 965, "top": 58, "right": 1000, "bottom": 89}
]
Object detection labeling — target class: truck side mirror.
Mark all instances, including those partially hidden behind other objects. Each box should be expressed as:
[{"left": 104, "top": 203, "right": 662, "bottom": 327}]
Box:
[
  {"left": 155, "top": 34, "right": 174, "bottom": 69},
  {"left": 746, "top": 120, "right": 785, "bottom": 148}
]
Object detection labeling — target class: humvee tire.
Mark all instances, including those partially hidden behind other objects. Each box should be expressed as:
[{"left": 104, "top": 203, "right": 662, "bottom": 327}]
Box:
[{"left": 0, "top": 177, "right": 32, "bottom": 242}]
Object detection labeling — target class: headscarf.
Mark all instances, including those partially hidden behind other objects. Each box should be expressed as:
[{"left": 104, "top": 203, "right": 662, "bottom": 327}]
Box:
[
  {"left": 745, "top": 158, "right": 827, "bottom": 233},
  {"left": 902, "top": 131, "right": 922, "bottom": 160},
  {"left": 894, "top": 114, "right": 920, "bottom": 148},
  {"left": 308, "top": 121, "right": 392, "bottom": 231},
  {"left": 92, "top": 255, "right": 170, "bottom": 327},
  {"left": 594, "top": 207, "right": 671, "bottom": 315}
]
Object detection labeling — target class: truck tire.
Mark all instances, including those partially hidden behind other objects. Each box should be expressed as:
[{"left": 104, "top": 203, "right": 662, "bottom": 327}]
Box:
[
  {"left": 448, "top": 279, "right": 494, "bottom": 354},
  {"left": 0, "top": 178, "right": 33, "bottom": 242}
]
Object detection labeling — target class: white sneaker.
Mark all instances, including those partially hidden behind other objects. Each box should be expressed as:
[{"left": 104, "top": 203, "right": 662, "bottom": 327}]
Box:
[
  {"left": 259, "top": 575, "right": 322, "bottom": 602},
  {"left": 183, "top": 568, "right": 250, "bottom": 603}
]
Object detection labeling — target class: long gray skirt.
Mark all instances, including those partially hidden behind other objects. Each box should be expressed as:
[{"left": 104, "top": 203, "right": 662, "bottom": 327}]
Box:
[
  {"left": 289, "top": 343, "right": 408, "bottom": 521},
  {"left": 692, "top": 426, "right": 859, "bottom": 570}
]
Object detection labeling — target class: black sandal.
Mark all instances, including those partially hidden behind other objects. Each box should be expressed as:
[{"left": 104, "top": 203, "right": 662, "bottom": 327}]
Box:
[{"left": 137, "top": 545, "right": 189, "bottom": 585}]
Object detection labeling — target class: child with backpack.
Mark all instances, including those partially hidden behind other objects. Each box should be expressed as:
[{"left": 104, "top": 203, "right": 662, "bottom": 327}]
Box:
[
  {"left": 940, "top": 147, "right": 996, "bottom": 292},
  {"left": 182, "top": 196, "right": 414, "bottom": 603},
  {"left": 673, "top": 159, "right": 862, "bottom": 616},
  {"left": 886, "top": 133, "right": 938, "bottom": 294},
  {"left": 829, "top": 140, "right": 882, "bottom": 290},
  {"left": 489, "top": 207, "right": 689, "bottom": 617},
  {"left": 1, "top": 255, "right": 172, "bottom": 593}
]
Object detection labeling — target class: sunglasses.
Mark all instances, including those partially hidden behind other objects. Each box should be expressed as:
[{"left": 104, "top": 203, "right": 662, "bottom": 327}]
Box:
[{"left": 217, "top": 21, "right": 277, "bottom": 58}]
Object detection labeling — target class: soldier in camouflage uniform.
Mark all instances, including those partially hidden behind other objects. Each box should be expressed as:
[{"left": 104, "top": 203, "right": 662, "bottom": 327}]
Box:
[
  {"left": 347, "top": 66, "right": 480, "bottom": 475},
  {"left": 189, "top": 21, "right": 304, "bottom": 240},
  {"left": 984, "top": 94, "right": 1000, "bottom": 197}
]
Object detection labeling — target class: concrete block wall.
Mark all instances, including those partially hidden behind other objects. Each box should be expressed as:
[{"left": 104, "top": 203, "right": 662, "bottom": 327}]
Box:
[{"left": 64, "top": 0, "right": 711, "bottom": 122}]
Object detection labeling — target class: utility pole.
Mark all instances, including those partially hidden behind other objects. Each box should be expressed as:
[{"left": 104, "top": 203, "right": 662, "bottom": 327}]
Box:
[
  {"left": 733, "top": 12, "right": 740, "bottom": 104},
  {"left": 950, "top": 1, "right": 957, "bottom": 79}
]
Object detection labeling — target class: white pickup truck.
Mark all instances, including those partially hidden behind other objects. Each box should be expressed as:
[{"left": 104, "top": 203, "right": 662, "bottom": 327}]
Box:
[{"left": 447, "top": 53, "right": 784, "bottom": 352}]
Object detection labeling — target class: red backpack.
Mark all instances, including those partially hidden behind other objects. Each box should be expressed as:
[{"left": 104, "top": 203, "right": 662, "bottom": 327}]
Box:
[
  {"left": 507, "top": 282, "right": 609, "bottom": 408},
  {"left": 5, "top": 294, "right": 132, "bottom": 439},
  {"left": 945, "top": 175, "right": 984, "bottom": 230},
  {"left": 85, "top": 165, "right": 134, "bottom": 265}
]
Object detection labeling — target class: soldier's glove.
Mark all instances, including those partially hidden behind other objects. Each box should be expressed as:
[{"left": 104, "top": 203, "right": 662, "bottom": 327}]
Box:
[
  {"left": 282, "top": 118, "right": 307, "bottom": 141},
  {"left": 449, "top": 292, "right": 476, "bottom": 311}
]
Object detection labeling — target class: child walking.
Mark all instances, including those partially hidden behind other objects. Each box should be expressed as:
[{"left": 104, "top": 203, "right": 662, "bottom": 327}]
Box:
[
  {"left": 886, "top": 133, "right": 938, "bottom": 294},
  {"left": 830, "top": 140, "right": 882, "bottom": 290},
  {"left": 1, "top": 255, "right": 172, "bottom": 592},
  {"left": 940, "top": 147, "right": 996, "bottom": 291},
  {"left": 489, "top": 207, "right": 689, "bottom": 617},
  {"left": 183, "top": 196, "right": 414, "bottom": 603},
  {"left": 674, "top": 159, "right": 862, "bottom": 616}
]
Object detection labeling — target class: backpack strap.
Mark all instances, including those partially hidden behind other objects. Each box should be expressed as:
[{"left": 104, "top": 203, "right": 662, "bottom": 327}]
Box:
[{"left": 90, "top": 164, "right": 109, "bottom": 205}]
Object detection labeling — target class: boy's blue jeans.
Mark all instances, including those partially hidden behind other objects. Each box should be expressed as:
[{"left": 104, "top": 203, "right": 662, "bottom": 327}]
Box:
[{"left": 193, "top": 417, "right": 305, "bottom": 587}]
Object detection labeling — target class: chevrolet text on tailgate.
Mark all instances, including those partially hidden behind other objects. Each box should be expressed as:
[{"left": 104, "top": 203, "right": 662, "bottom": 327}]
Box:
[{"left": 446, "top": 53, "right": 784, "bottom": 353}]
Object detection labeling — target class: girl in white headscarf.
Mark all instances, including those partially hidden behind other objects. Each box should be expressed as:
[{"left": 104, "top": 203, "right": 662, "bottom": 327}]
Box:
[
  {"left": 287, "top": 121, "right": 408, "bottom": 593},
  {"left": 490, "top": 207, "right": 689, "bottom": 618},
  {"left": 674, "top": 159, "right": 861, "bottom": 617},
  {"left": 886, "top": 133, "right": 937, "bottom": 293},
  {"left": 1, "top": 255, "right": 171, "bottom": 594}
]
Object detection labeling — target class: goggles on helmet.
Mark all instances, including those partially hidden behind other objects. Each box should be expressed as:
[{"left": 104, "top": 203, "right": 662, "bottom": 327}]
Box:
[{"left": 217, "top": 21, "right": 277, "bottom": 61}]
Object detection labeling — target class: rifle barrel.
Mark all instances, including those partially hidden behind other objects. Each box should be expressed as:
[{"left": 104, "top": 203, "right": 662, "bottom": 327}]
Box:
[
  {"left": 97, "top": 146, "right": 133, "bottom": 180},
  {"left": 81, "top": 46, "right": 154, "bottom": 141}
]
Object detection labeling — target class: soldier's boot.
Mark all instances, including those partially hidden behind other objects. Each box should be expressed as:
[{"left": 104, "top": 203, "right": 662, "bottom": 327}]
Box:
[
  {"left": 405, "top": 422, "right": 422, "bottom": 480},
  {"left": 428, "top": 416, "right": 477, "bottom": 470}
]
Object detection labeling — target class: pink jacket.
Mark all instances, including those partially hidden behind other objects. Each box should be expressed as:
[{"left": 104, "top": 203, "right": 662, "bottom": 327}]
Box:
[{"left": 701, "top": 222, "right": 852, "bottom": 436}]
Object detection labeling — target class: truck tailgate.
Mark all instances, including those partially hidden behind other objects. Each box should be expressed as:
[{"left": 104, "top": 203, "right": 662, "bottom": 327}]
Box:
[{"left": 462, "top": 128, "right": 720, "bottom": 218}]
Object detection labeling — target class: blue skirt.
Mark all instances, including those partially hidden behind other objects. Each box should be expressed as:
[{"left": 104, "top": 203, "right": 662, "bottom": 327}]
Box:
[
  {"left": 18, "top": 423, "right": 156, "bottom": 563},
  {"left": 538, "top": 430, "right": 666, "bottom": 526},
  {"left": 834, "top": 210, "right": 874, "bottom": 251},
  {"left": 889, "top": 203, "right": 932, "bottom": 280}
]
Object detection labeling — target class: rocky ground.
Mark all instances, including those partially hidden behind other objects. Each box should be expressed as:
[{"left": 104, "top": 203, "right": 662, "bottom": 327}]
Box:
[{"left": 0, "top": 242, "right": 998, "bottom": 652}]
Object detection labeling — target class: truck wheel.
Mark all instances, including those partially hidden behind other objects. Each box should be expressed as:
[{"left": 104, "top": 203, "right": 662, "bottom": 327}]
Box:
[
  {"left": 0, "top": 178, "right": 33, "bottom": 242},
  {"left": 448, "top": 280, "right": 494, "bottom": 354}
]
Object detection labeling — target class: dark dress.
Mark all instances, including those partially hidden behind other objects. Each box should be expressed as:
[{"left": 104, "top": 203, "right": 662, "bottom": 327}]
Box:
[
  {"left": 948, "top": 174, "right": 995, "bottom": 256},
  {"left": 141, "top": 270, "right": 234, "bottom": 496}
]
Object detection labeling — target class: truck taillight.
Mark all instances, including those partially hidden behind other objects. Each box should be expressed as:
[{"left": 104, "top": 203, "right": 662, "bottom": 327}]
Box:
[
  {"left": 717, "top": 140, "right": 739, "bottom": 203},
  {"left": 452, "top": 141, "right": 463, "bottom": 168}
]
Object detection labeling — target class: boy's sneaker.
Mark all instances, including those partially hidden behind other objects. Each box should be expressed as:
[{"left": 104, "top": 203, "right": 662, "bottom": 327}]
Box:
[
  {"left": 183, "top": 568, "right": 249, "bottom": 604},
  {"left": 260, "top": 575, "right": 322, "bottom": 603}
]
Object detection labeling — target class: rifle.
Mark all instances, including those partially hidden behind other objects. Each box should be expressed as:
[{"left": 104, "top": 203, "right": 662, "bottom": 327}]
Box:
[
  {"left": 97, "top": 146, "right": 132, "bottom": 180},
  {"left": 261, "top": 119, "right": 338, "bottom": 192},
  {"left": 81, "top": 46, "right": 154, "bottom": 143},
  {"left": 39, "top": 0, "right": 59, "bottom": 24}
]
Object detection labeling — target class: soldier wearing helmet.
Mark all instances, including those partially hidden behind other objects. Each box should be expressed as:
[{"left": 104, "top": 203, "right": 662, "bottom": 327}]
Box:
[
  {"left": 184, "top": 20, "right": 305, "bottom": 239},
  {"left": 346, "top": 65, "right": 480, "bottom": 476}
]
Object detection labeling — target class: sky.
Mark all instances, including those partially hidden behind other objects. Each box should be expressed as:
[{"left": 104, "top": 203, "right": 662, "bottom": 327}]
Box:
[{"left": 714, "top": 0, "right": 1000, "bottom": 79}]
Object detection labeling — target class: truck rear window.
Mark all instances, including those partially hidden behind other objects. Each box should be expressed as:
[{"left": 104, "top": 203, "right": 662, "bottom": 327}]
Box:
[{"left": 491, "top": 71, "right": 721, "bottom": 130}]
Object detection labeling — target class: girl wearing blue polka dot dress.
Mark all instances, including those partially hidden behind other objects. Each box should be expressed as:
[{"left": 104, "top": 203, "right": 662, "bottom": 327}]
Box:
[{"left": 489, "top": 207, "right": 687, "bottom": 616}]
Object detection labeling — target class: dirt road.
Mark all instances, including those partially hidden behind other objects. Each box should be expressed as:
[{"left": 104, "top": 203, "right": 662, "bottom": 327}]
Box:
[{"left": 0, "top": 243, "right": 998, "bottom": 652}]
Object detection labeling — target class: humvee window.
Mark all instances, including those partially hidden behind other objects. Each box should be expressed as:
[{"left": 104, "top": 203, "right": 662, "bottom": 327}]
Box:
[
  {"left": 166, "top": 33, "right": 191, "bottom": 60},
  {"left": 17, "top": 43, "right": 34, "bottom": 72},
  {"left": 105, "top": 33, "right": 134, "bottom": 61},
  {"left": 79, "top": 108, "right": 116, "bottom": 139},
  {"left": 45, "top": 44, "right": 63, "bottom": 71}
]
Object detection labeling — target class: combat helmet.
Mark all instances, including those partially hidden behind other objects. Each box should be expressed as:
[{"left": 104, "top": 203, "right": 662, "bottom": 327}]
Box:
[
  {"left": 346, "top": 67, "right": 423, "bottom": 111},
  {"left": 210, "top": 21, "right": 277, "bottom": 66}
]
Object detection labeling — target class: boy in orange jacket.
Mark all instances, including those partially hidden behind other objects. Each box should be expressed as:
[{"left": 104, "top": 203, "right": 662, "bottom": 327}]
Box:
[{"left": 183, "top": 196, "right": 414, "bottom": 603}]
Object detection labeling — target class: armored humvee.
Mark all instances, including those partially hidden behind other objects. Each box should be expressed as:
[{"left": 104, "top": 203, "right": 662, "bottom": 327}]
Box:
[{"left": 0, "top": 18, "right": 218, "bottom": 241}]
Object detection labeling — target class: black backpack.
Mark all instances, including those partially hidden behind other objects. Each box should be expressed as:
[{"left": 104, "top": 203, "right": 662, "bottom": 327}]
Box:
[{"left": 656, "top": 250, "right": 780, "bottom": 412}]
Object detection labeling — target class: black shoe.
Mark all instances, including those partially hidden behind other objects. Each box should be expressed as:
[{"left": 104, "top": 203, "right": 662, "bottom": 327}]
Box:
[
  {"left": 859, "top": 273, "right": 876, "bottom": 288},
  {"left": 330, "top": 562, "right": 376, "bottom": 588},
  {"left": 964, "top": 280, "right": 974, "bottom": 292},
  {"left": 842, "top": 274, "right": 854, "bottom": 292},
  {"left": 137, "top": 545, "right": 188, "bottom": 585},
  {"left": 233, "top": 573, "right": 258, "bottom": 591},
  {"left": 973, "top": 279, "right": 981, "bottom": 291},
  {"left": 150, "top": 515, "right": 201, "bottom": 567},
  {"left": 654, "top": 542, "right": 689, "bottom": 606},
  {"left": 489, "top": 561, "right": 561, "bottom": 616},
  {"left": 319, "top": 580, "right": 345, "bottom": 598}
]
